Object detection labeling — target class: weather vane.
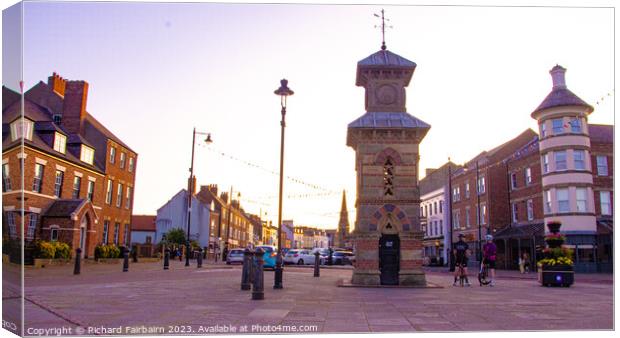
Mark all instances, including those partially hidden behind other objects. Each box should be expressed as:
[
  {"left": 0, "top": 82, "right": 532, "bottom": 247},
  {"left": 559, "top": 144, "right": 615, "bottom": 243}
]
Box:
[{"left": 374, "top": 9, "right": 393, "bottom": 51}]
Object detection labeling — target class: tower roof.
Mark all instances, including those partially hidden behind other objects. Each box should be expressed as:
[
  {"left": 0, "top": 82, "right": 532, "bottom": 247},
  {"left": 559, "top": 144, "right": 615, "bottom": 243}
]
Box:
[
  {"left": 356, "top": 49, "right": 417, "bottom": 86},
  {"left": 348, "top": 111, "right": 430, "bottom": 130},
  {"left": 531, "top": 65, "right": 593, "bottom": 116}
]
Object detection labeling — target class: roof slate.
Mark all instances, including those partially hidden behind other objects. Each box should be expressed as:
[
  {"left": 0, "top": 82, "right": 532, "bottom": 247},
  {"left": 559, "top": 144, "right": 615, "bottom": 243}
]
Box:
[
  {"left": 132, "top": 215, "right": 157, "bottom": 232},
  {"left": 44, "top": 199, "right": 86, "bottom": 217},
  {"left": 357, "top": 50, "right": 416, "bottom": 68},
  {"left": 588, "top": 124, "right": 613, "bottom": 144},
  {"left": 348, "top": 112, "right": 430, "bottom": 129},
  {"left": 533, "top": 88, "right": 593, "bottom": 114}
]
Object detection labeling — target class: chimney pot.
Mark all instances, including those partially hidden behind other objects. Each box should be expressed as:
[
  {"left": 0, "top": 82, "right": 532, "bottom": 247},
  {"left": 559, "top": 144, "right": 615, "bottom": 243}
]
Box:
[{"left": 550, "top": 65, "right": 567, "bottom": 89}]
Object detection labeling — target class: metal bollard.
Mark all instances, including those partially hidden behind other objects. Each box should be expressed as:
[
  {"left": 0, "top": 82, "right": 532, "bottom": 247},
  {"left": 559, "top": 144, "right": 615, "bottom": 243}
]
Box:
[
  {"left": 164, "top": 247, "right": 170, "bottom": 270},
  {"left": 123, "top": 247, "right": 129, "bottom": 272},
  {"left": 241, "top": 248, "right": 252, "bottom": 290},
  {"left": 74, "top": 248, "right": 82, "bottom": 275},
  {"left": 132, "top": 246, "right": 138, "bottom": 263},
  {"left": 252, "top": 248, "right": 264, "bottom": 300},
  {"left": 328, "top": 248, "right": 333, "bottom": 266},
  {"left": 197, "top": 248, "right": 203, "bottom": 268},
  {"left": 313, "top": 251, "right": 320, "bottom": 277}
]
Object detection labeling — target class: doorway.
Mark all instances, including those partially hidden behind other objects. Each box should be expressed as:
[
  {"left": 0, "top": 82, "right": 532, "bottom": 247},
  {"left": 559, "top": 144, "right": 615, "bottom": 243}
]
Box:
[{"left": 379, "top": 234, "right": 400, "bottom": 285}]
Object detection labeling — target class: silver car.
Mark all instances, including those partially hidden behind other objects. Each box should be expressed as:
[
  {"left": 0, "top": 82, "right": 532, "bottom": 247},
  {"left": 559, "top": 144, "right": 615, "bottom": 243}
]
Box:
[{"left": 226, "top": 248, "right": 245, "bottom": 264}]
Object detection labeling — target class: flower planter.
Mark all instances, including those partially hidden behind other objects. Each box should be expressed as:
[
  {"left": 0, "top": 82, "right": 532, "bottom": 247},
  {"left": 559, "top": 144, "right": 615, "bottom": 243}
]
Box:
[
  {"left": 33, "top": 258, "right": 72, "bottom": 268},
  {"left": 538, "top": 264, "right": 574, "bottom": 287},
  {"left": 547, "top": 222, "right": 562, "bottom": 234}
]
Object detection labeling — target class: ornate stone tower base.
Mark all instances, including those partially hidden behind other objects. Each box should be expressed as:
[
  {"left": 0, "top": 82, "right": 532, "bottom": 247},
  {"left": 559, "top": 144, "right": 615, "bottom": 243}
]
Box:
[{"left": 347, "top": 47, "right": 430, "bottom": 286}]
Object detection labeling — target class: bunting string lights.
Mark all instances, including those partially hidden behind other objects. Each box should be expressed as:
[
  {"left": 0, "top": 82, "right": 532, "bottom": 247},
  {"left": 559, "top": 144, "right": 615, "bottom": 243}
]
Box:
[{"left": 198, "top": 143, "right": 340, "bottom": 194}]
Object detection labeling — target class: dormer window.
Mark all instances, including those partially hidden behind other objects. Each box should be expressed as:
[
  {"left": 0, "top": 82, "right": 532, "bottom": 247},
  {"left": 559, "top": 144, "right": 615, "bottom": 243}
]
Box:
[
  {"left": 53, "top": 114, "right": 62, "bottom": 124},
  {"left": 53, "top": 132, "right": 67, "bottom": 154},
  {"left": 10, "top": 118, "right": 34, "bottom": 141},
  {"left": 80, "top": 145, "right": 94, "bottom": 165}
]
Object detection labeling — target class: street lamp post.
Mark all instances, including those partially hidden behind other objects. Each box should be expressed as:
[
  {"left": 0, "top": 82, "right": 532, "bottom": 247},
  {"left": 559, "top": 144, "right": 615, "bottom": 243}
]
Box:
[
  {"left": 273, "top": 79, "right": 294, "bottom": 289},
  {"left": 186, "top": 128, "right": 212, "bottom": 267}
]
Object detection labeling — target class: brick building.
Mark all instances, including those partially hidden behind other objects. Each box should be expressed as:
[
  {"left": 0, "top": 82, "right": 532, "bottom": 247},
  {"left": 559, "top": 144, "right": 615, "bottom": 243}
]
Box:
[
  {"left": 450, "top": 129, "right": 537, "bottom": 265},
  {"left": 2, "top": 73, "right": 137, "bottom": 259}
]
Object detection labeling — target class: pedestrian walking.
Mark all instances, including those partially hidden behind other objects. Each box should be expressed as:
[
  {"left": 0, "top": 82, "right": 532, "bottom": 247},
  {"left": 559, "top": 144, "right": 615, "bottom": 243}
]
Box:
[
  {"left": 518, "top": 252, "right": 525, "bottom": 274},
  {"left": 523, "top": 252, "right": 530, "bottom": 273}
]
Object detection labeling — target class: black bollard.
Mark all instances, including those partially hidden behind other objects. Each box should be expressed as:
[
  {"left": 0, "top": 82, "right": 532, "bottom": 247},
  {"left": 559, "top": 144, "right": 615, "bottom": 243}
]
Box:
[
  {"left": 241, "top": 248, "right": 252, "bottom": 290},
  {"left": 252, "top": 248, "right": 264, "bottom": 300},
  {"left": 328, "top": 247, "right": 333, "bottom": 266},
  {"left": 123, "top": 247, "right": 129, "bottom": 272},
  {"left": 313, "top": 251, "right": 320, "bottom": 277},
  {"left": 197, "top": 248, "right": 203, "bottom": 268},
  {"left": 164, "top": 247, "right": 170, "bottom": 270},
  {"left": 73, "top": 248, "right": 82, "bottom": 275},
  {"left": 132, "top": 246, "right": 138, "bottom": 263}
]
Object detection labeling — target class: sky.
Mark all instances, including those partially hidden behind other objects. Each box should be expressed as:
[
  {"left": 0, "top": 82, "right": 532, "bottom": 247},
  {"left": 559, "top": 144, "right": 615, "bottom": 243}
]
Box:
[{"left": 2, "top": 1, "right": 615, "bottom": 230}]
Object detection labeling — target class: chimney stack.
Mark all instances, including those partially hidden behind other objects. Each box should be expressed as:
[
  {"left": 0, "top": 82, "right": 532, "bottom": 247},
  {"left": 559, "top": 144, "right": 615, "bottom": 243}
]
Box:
[
  {"left": 550, "top": 65, "right": 567, "bottom": 89},
  {"left": 62, "top": 80, "right": 89, "bottom": 134},
  {"left": 48, "top": 72, "right": 67, "bottom": 96},
  {"left": 188, "top": 175, "right": 197, "bottom": 195}
]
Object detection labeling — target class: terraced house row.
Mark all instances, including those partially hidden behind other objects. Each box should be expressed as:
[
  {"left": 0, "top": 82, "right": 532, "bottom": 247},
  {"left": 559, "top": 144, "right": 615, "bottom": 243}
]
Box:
[{"left": 2, "top": 73, "right": 138, "bottom": 260}]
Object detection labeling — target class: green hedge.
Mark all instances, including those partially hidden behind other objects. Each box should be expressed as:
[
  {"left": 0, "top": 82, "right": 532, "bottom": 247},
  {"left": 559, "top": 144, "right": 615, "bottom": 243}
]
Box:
[
  {"left": 34, "top": 241, "right": 72, "bottom": 259},
  {"left": 94, "top": 244, "right": 122, "bottom": 259}
]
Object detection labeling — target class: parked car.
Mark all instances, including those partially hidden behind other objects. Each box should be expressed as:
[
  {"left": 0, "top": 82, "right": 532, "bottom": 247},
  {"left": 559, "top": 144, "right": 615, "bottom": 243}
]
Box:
[
  {"left": 226, "top": 248, "right": 245, "bottom": 265},
  {"left": 332, "top": 251, "right": 355, "bottom": 265},
  {"left": 311, "top": 248, "right": 329, "bottom": 265},
  {"left": 255, "top": 245, "right": 277, "bottom": 269}
]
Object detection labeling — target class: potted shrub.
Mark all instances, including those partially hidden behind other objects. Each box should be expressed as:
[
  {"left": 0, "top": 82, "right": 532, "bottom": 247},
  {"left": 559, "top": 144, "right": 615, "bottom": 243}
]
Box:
[
  {"left": 33, "top": 241, "right": 73, "bottom": 267},
  {"left": 537, "top": 221, "right": 574, "bottom": 287}
]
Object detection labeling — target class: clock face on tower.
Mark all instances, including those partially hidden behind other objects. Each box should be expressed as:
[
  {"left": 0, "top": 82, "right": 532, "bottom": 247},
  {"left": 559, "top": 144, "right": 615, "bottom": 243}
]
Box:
[{"left": 375, "top": 84, "right": 398, "bottom": 105}]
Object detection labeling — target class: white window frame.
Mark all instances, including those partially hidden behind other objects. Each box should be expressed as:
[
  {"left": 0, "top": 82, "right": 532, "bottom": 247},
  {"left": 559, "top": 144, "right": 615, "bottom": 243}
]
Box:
[
  {"left": 116, "top": 183, "right": 123, "bottom": 208},
  {"left": 525, "top": 167, "right": 532, "bottom": 185},
  {"left": 6, "top": 212, "right": 17, "bottom": 238},
  {"left": 477, "top": 176, "right": 486, "bottom": 194},
  {"left": 552, "top": 118, "right": 564, "bottom": 134},
  {"left": 72, "top": 176, "right": 81, "bottom": 199},
  {"left": 54, "top": 170, "right": 64, "bottom": 197},
  {"left": 125, "top": 187, "right": 132, "bottom": 209},
  {"left": 573, "top": 150, "right": 586, "bottom": 170},
  {"left": 576, "top": 188, "right": 587, "bottom": 212},
  {"left": 600, "top": 191, "right": 611, "bottom": 215},
  {"left": 106, "top": 179, "right": 113, "bottom": 204},
  {"left": 480, "top": 204, "right": 487, "bottom": 225},
  {"left": 543, "top": 154, "right": 550, "bottom": 173},
  {"left": 120, "top": 152, "right": 126, "bottom": 169},
  {"left": 27, "top": 213, "right": 38, "bottom": 240},
  {"left": 452, "top": 210, "right": 460, "bottom": 229},
  {"left": 110, "top": 147, "right": 116, "bottom": 164},
  {"left": 50, "top": 227, "right": 59, "bottom": 241},
  {"left": 512, "top": 203, "right": 518, "bottom": 223},
  {"left": 33, "top": 163, "right": 44, "bottom": 193},
  {"left": 511, "top": 173, "right": 518, "bottom": 189},
  {"left": 87, "top": 180, "right": 95, "bottom": 201},
  {"left": 540, "top": 122, "right": 547, "bottom": 137},
  {"left": 557, "top": 188, "right": 569, "bottom": 213},
  {"left": 464, "top": 182, "right": 470, "bottom": 198},
  {"left": 80, "top": 145, "right": 94, "bottom": 165},
  {"left": 527, "top": 199, "right": 534, "bottom": 221},
  {"left": 53, "top": 132, "right": 67, "bottom": 154},
  {"left": 3, "top": 163, "right": 11, "bottom": 192},
  {"left": 596, "top": 156, "right": 608, "bottom": 176},
  {"left": 129, "top": 157, "right": 135, "bottom": 172},
  {"left": 555, "top": 151, "right": 567, "bottom": 171},
  {"left": 570, "top": 117, "right": 582, "bottom": 133},
  {"left": 544, "top": 190, "right": 552, "bottom": 214}
]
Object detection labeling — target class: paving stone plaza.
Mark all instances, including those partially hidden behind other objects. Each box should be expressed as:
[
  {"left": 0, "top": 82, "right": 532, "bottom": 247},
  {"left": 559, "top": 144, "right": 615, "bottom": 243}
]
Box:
[{"left": 2, "top": 260, "right": 613, "bottom": 335}]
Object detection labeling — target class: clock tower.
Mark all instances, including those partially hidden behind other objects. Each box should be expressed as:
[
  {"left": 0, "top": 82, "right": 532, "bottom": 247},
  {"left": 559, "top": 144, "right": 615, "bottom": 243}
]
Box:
[{"left": 347, "top": 46, "right": 430, "bottom": 286}]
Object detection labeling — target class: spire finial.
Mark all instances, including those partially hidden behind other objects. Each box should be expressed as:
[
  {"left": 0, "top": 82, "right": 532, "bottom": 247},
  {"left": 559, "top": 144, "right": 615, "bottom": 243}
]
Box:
[{"left": 374, "top": 9, "right": 392, "bottom": 51}]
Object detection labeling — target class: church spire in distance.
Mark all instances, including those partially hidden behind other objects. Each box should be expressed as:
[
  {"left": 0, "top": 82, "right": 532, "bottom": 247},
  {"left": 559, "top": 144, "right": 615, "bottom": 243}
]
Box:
[{"left": 337, "top": 190, "right": 350, "bottom": 247}]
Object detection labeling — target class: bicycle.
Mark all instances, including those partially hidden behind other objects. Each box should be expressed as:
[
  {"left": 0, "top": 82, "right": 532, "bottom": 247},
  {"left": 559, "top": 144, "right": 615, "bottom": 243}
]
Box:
[{"left": 478, "top": 261, "right": 491, "bottom": 286}]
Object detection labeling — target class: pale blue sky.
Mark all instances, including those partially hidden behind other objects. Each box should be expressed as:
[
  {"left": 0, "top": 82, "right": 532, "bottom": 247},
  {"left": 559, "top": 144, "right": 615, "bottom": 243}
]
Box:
[{"left": 3, "top": 2, "right": 614, "bottom": 229}]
